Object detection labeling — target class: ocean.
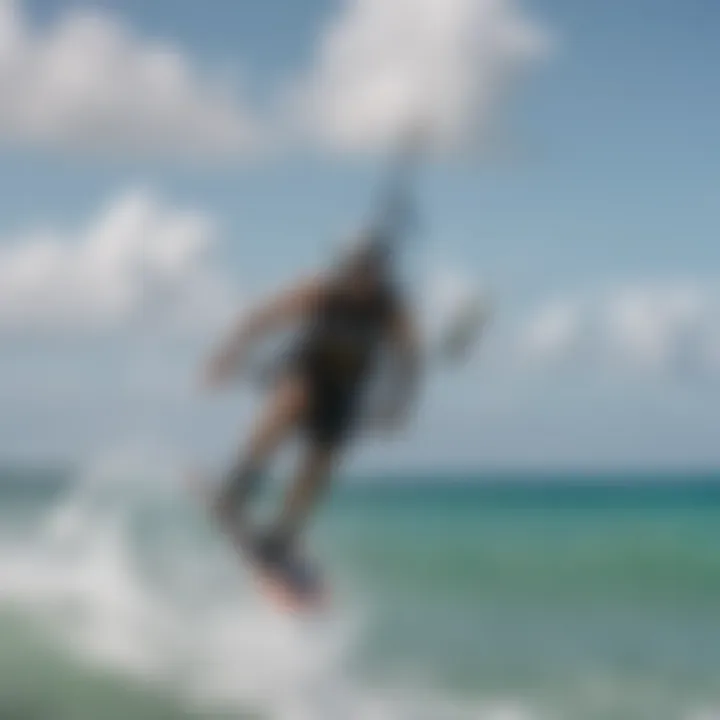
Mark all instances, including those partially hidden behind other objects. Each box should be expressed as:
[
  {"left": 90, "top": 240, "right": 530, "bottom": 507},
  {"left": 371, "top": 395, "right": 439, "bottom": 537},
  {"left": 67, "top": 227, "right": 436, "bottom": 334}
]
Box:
[{"left": 1, "top": 463, "right": 719, "bottom": 720}]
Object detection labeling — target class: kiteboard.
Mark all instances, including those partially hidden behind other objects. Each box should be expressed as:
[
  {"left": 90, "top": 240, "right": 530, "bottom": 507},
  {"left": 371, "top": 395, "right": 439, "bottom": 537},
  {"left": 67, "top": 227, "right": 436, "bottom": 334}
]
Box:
[{"left": 187, "top": 474, "right": 328, "bottom": 614}]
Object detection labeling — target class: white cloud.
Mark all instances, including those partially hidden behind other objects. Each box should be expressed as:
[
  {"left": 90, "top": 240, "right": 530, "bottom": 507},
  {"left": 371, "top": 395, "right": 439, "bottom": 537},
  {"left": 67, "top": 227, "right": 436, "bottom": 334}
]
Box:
[
  {"left": 602, "top": 284, "right": 710, "bottom": 370},
  {"left": 0, "top": 0, "right": 259, "bottom": 159},
  {"left": 292, "top": 0, "right": 551, "bottom": 154},
  {"left": 0, "top": 0, "right": 553, "bottom": 160},
  {"left": 0, "top": 189, "right": 236, "bottom": 335},
  {"left": 518, "top": 300, "right": 581, "bottom": 363},
  {"left": 517, "top": 282, "right": 720, "bottom": 377}
]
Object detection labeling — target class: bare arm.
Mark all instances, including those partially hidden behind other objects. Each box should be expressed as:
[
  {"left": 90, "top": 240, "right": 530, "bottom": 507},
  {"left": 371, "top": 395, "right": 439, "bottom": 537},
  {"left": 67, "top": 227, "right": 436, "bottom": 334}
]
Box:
[{"left": 203, "top": 276, "right": 325, "bottom": 388}]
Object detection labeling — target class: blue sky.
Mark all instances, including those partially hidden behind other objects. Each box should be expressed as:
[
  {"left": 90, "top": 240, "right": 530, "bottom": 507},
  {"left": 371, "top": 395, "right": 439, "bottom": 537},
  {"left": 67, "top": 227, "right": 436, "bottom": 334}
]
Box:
[{"left": 0, "top": 0, "right": 718, "bottom": 471}]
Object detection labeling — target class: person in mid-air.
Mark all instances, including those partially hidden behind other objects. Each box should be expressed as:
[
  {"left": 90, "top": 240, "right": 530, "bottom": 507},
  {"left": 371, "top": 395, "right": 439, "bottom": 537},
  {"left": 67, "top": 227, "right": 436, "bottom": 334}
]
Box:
[{"left": 202, "top": 231, "right": 421, "bottom": 581}]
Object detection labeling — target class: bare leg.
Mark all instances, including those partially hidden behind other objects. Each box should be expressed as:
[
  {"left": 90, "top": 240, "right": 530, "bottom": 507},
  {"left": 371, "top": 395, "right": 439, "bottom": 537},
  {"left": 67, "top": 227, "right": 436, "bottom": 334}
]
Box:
[
  {"left": 214, "top": 374, "right": 307, "bottom": 530},
  {"left": 268, "top": 443, "right": 339, "bottom": 551}
]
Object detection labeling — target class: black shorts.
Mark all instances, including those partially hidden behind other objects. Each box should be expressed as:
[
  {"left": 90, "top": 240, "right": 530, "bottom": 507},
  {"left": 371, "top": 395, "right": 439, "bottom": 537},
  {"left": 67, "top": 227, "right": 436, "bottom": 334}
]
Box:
[
  {"left": 302, "top": 376, "right": 360, "bottom": 447},
  {"left": 279, "top": 337, "right": 368, "bottom": 447}
]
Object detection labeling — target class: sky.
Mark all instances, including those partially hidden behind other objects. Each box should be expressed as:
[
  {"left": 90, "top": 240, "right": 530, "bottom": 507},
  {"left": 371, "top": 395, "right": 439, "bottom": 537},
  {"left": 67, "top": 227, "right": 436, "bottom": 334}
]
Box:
[{"left": 0, "top": 0, "right": 718, "bottom": 472}]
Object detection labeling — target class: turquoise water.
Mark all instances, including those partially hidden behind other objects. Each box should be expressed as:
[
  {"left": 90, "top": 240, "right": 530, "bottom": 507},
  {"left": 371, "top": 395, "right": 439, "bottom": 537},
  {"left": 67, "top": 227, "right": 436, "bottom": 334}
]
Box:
[{"left": 1, "top": 468, "right": 720, "bottom": 719}]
